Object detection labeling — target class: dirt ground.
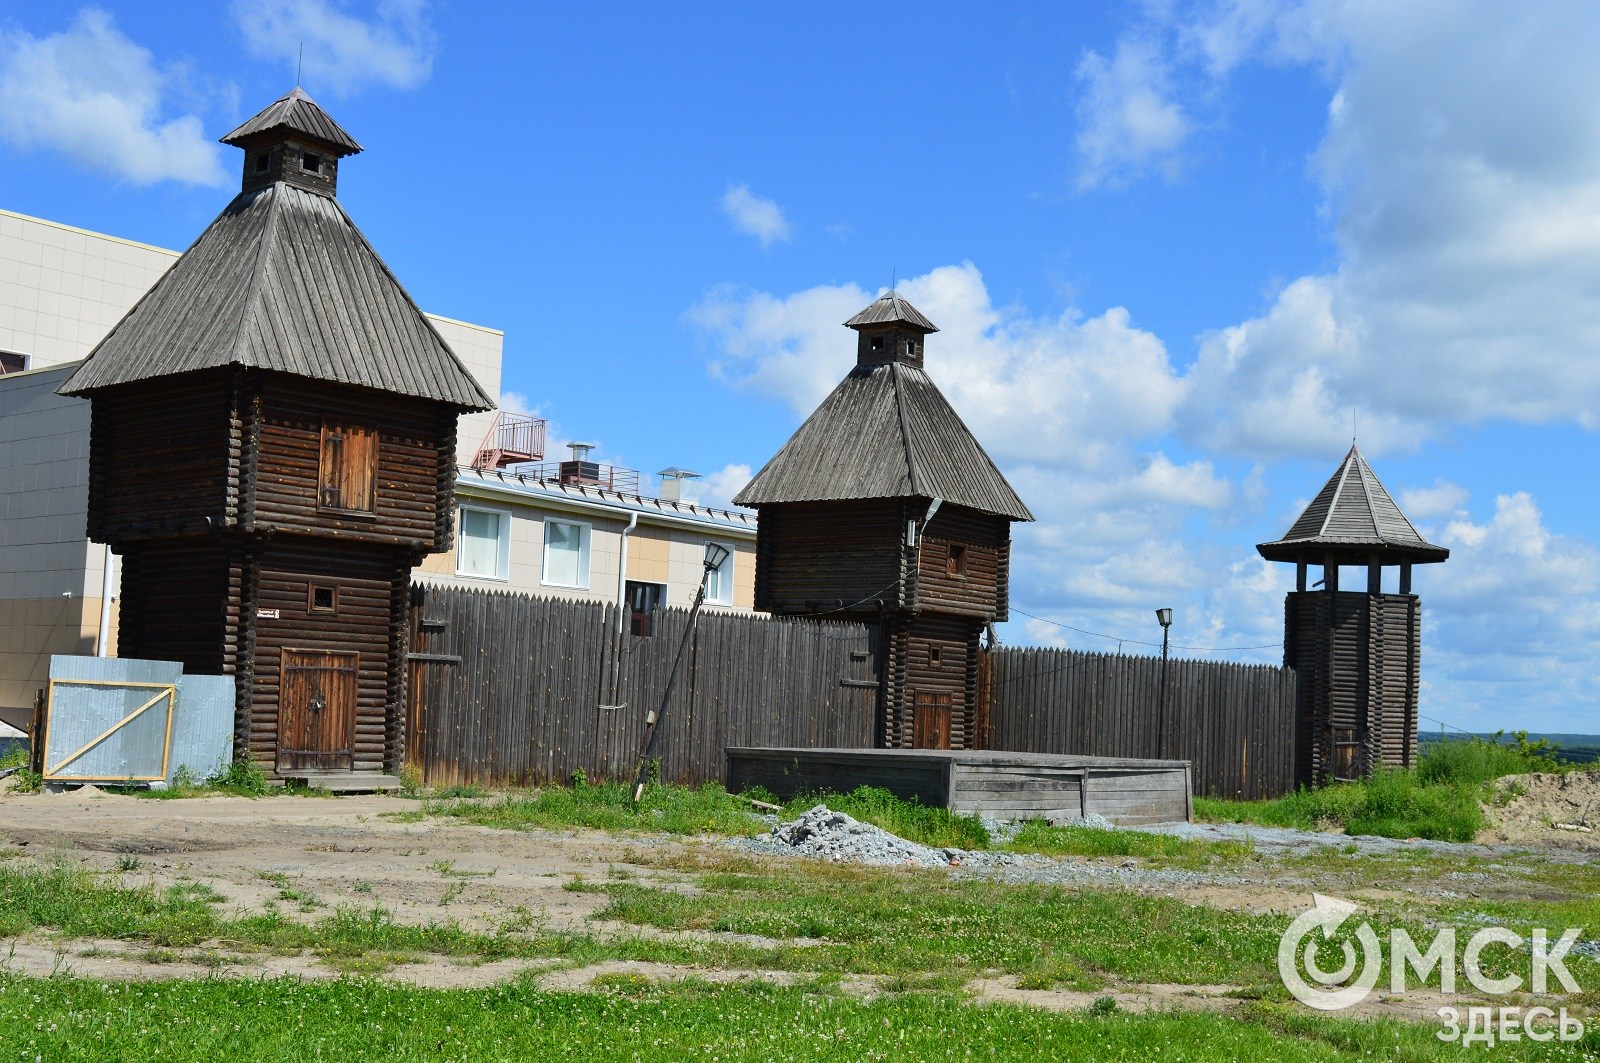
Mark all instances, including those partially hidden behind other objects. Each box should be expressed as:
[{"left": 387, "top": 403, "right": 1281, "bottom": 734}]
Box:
[
  {"left": 1482, "top": 769, "right": 1600, "bottom": 847},
  {"left": 0, "top": 788, "right": 1574, "bottom": 1025}
]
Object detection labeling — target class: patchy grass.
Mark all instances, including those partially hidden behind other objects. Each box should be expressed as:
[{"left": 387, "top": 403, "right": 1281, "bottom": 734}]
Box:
[
  {"left": 3, "top": 974, "right": 1579, "bottom": 1063},
  {"left": 595, "top": 853, "right": 1286, "bottom": 990},
  {"left": 408, "top": 781, "right": 763, "bottom": 837},
  {"left": 1004, "top": 820, "right": 1255, "bottom": 867}
]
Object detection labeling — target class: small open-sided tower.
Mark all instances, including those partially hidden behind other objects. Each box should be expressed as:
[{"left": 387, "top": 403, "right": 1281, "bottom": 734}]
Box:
[
  {"left": 1258, "top": 445, "right": 1448, "bottom": 786},
  {"left": 734, "top": 292, "right": 1032, "bottom": 749},
  {"left": 60, "top": 88, "right": 493, "bottom": 782}
]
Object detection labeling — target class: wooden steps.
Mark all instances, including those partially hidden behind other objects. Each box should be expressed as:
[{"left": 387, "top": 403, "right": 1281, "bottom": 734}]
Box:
[{"left": 280, "top": 772, "right": 403, "bottom": 793}]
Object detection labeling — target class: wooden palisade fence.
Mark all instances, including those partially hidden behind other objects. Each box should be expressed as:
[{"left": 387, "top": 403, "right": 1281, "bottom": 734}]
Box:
[
  {"left": 405, "top": 585, "right": 879, "bottom": 787},
  {"left": 984, "top": 646, "right": 1297, "bottom": 800},
  {"left": 406, "top": 584, "right": 1298, "bottom": 799}
]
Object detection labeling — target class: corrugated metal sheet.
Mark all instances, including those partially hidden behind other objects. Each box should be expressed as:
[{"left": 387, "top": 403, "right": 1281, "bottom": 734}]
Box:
[
  {"left": 734, "top": 361, "right": 1032, "bottom": 520},
  {"left": 43, "top": 656, "right": 180, "bottom": 782},
  {"left": 1257, "top": 445, "right": 1447, "bottom": 562},
  {"left": 221, "top": 87, "right": 362, "bottom": 153},
  {"left": 59, "top": 182, "right": 492, "bottom": 410},
  {"left": 41, "top": 657, "right": 235, "bottom": 785}
]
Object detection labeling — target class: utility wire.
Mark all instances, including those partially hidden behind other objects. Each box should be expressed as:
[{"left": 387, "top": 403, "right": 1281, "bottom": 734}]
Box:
[
  {"left": 1419, "top": 714, "right": 1600, "bottom": 763},
  {"left": 1010, "top": 608, "right": 1279, "bottom": 653}
]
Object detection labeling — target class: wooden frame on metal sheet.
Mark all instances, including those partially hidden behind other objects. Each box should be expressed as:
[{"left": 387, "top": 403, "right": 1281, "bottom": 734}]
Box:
[{"left": 42, "top": 678, "right": 177, "bottom": 782}]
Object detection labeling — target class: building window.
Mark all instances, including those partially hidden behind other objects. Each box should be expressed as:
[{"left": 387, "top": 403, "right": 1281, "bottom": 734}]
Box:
[
  {"left": 946, "top": 544, "right": 967, "bottom": 578},
  {"left": 303, "top": 152, "right": 322, "bottom": 173},
  {"left": 308, "top": 584, "right": 338, "bottom": 614},
  {"left": 626, "top": 580, "right": 666, "bottom": 637},
  {"left": 870, "top": 335, "right": 885, "bottom": 351},
  {"left": 704, "top": 542, "right": 734, "bottom": 604},
  {"left": 318, "top": 420, "right": 378, "bottom": 512},
  {"left": 0, "top": 351, "right": 26, "bottom": 374},
  {"left": 254, "top": 153, "right": 270, "bottom": 174},
  {"left": 457, "top": 506, "right": 509, "bottom": 580},
  {"left": 929, "top": 645, "right": 943, "bottom": 667},
  {"left": 905, "top": 339, "right": 916, "bottom": 356},
  {"left": 543, "top": 519, "right": 591, "bottom": 588}
]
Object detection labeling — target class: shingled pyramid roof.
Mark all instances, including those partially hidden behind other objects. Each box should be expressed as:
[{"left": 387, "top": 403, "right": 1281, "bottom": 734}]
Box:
[
  {"left": 1257, "top": 445, "right": 1447, "bottom": 564},
  {"left": 220, "top": 86, "right": 361, "bottom": 154},
  {"left": 733, "top": 360, "right": 1032, "bottom": 521},
  {"left": 844, "top": 290, "right": 939, "bottom": 332},
  {"left": 60, "top": 181, "right": 492, "bottom": 409}
]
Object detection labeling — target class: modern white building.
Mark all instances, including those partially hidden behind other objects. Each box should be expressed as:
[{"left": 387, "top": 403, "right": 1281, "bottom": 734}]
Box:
[{"left": 0, "top": 205, "right": 754, "bottom": 725}]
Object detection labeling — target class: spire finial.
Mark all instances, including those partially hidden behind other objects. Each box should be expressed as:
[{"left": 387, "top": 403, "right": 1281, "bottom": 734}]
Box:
[
  {"left": 1352, "top": 408, "right": 1357, "bottom": 447},
  {"left": 297, "top": 42, "right": 304, "bottom": 87}
]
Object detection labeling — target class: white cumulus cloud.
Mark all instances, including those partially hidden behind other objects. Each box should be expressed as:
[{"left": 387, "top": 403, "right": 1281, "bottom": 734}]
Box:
[
  {"left": 0, "top": 9, "right": 227, "bottom": 186},
  {"left": 1073, "top": 34, "right": 1191, "bottom": 189},
  {"left": 720, "top": 184, "right": 793, "bottom": 247},
  {"left": 233, "top": 0, "right": 435, "bottom": 95},
  {"left": 699, "top": 463, "right": 753, "bottom": 510}
]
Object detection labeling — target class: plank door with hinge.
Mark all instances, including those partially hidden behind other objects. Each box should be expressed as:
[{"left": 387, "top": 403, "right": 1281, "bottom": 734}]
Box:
[
  {"left": 278, "top": 648, "right": 358, "bottom": 772},
  {"left": 912, "top": 690, "right": 953, "bottom": 750}
]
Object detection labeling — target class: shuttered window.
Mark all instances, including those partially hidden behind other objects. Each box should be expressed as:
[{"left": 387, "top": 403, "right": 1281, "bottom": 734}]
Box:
[{"left": 318, "top": 420, "right": 378, "bottom": 512}]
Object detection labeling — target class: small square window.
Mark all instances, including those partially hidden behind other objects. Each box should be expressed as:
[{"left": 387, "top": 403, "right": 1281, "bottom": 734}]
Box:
[
  {"left": 870, "top": 336, "right": 885, "bottom": 351},
  {"left": 929, "top": 645, "right": 942, "bottom": 667},
  {"left": 308, "top": 584, "right": 337, "bottom": 614},
  {"left": 254, "top": 153, "right": 270, "bottom": 174},
  {"left": 946, "top": 544, "right": 967, "bottom": 578},
  {"left": 302, "top": 152, "right": 322, "bottom": 173},
  {"left": 905, "top": 339, "right": 916, "bottom": 356}
]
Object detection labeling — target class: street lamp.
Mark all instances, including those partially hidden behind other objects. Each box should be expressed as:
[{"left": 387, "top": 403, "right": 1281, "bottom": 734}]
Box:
[
  {"left": 1155, "top": 608, "right": 1173, "bottom": 759},
  {"left": 631, "top": 541, "right": 732, "bottom": 802}
]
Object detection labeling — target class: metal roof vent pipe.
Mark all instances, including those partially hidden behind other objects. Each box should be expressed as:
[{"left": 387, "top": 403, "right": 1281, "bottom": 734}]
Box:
[
  {"left": 560, "top": 441, "right": 601, "bottom": 485},
  {"left": 658, "top": 467, "right": 703, "bottom": 504}
]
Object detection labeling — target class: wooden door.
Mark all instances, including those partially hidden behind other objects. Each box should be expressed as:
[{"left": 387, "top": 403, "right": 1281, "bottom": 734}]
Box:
[
  {"left": 912, "top": 691, "right": 952, "bottom": 750},
  {"left": 278, "top": 649, "right": 357, "bottom": 772}
]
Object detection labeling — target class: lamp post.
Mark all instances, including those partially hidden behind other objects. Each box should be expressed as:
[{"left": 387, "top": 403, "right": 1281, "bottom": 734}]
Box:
[
  {"left": 1155, "top": 608, "right": 1173, "bottom": 758},
  {"left": 631, "top": 541, "right": 732, "bottom": 803}
]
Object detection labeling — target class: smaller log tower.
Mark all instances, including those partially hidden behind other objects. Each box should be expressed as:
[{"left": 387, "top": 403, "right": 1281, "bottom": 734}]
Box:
[
  {"left": 734, "top": 292, "right": 1033, "bottom": 749},
  {"left": 60, "top": 88, "right": 493, "bottom": 783},
  {"left": 1257, "top": 445, "right": 1448, "bottom": 787}
]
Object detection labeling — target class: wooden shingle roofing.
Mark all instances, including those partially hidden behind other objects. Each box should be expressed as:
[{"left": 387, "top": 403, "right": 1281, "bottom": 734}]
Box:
[
  {"left": 59, "top": 182, "right": 493, "bottom": 410},
  {"left": 844, "top": 290, "right": 939, "bottom": 332},
  {"left": 220, "top": 87, "right": 362, "bottom": 154},
  {"left": 1257, "top": 445, "right": 1448, "bottom": 564},
  {"left": 733, "top": 359, "right": 1032, "bottom": 521}
]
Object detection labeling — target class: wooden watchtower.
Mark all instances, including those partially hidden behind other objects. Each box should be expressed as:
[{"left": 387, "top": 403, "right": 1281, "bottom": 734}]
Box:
[
  {"left": 60, "top": 88, "right": 493, "bottom": 783},
  {"left": 734, "top": 292, "right": 1032, "bottom": 750},
  {"left": 1257, "top": 445, "right": 1448, "bottom": 787}
]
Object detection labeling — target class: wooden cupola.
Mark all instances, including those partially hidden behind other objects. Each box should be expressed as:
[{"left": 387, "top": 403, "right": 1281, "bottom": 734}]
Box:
[
  {"left": 846, "top": 290, "right": 940, "bottom": 368},
  {"left": 222, "top": 87, "right": 363, "bottom": 197},
  {"left": 1257, "top": 444, "right": 1448, "bottom": 595},
  {"left": 1258, "top": 445, "right": 1447, "bottom": 787}
]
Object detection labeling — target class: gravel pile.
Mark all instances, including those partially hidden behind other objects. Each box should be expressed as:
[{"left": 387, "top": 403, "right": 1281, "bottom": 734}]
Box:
[
  {"left": 742, "top": 805, "right": 956, "bottom": 868},
  {"left": 733, "top": 804, "right": 1222, "bottom": 889}
]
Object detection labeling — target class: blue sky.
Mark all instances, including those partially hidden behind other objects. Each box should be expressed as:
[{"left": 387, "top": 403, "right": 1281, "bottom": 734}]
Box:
[{"left": 2, "top": 2, "right": 1597, "bottom": 732}]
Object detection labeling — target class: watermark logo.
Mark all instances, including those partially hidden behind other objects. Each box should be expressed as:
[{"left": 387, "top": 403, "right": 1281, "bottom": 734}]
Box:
[
  {"left": 1277, "top": 894, "right": 1589, "bottom": 1046},
  {"left": 1278, "top": 893, "right": 1383, "bottom": 1011}
]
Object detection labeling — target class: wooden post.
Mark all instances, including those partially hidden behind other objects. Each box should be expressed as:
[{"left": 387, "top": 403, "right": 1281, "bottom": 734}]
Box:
[
  {"left": 1399, "top": 563, "right": 1413, "bottom": 595},
  {"left": 1296, "top": 561, "right": 1307, "bottom": 592},
  {"left": 1367, "top": 559, "right": 1382, "bottom": 595},
  {"left": 1324, "top": 561, "right": 1339, "bottom": 593}
]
